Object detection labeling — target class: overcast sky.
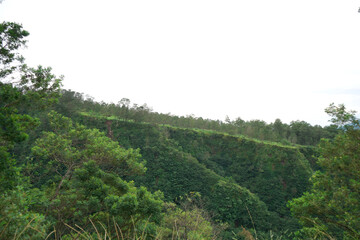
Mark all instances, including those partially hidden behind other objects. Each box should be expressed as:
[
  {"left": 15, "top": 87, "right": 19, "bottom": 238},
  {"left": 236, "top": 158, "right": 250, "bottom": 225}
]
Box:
[{"left": 1, "top": 0, "right": 360, "bottom": 125}]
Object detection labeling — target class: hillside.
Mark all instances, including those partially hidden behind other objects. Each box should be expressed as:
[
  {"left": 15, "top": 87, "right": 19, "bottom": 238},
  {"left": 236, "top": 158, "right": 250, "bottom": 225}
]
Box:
[
  {"left": 2, "top": 20, "right": 360, "bottom": 240},
  {"left": 2, "top": 82, "right": 318, "bottom": 238},
  {"left": 75, "top": 112, "right": 313, "bottom": 236}
]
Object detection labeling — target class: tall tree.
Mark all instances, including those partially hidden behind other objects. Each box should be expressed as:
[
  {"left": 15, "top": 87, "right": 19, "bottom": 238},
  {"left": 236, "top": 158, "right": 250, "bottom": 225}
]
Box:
[
  {"left": 289, "top": 104, "right": 360, "bottom": 239},
  {"left": 0, "top": 21, "right": 63, "bottom": 239},
  {"left": 0, "top": 22, "right": 62, "bottom": 191}
]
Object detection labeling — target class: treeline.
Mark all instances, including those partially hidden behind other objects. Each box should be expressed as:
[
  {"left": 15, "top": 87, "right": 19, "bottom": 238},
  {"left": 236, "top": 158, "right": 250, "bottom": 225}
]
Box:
[{"left": 56, "top": 89, "right": 339, "bottom": 146}]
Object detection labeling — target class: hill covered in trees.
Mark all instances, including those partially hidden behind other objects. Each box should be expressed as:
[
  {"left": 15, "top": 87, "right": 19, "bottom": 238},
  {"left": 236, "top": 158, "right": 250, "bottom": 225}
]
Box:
[
  {"left": 1, "top": 22, "right": 359, "bottom": 239},
  {"left": 56, "top": 89, "right": 339, "bottom": 147}
]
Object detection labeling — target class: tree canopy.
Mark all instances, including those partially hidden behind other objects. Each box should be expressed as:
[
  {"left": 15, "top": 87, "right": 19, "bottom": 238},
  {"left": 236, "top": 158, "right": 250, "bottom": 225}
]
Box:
[{"left": 289, "top": 104, "right": 360, "bottom": 239}]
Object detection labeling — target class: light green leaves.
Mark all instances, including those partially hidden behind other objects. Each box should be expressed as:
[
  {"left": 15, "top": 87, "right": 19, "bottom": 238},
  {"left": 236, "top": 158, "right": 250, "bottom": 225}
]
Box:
[{"left": 32, "top": 111, "right": 146, "bottom": 180}]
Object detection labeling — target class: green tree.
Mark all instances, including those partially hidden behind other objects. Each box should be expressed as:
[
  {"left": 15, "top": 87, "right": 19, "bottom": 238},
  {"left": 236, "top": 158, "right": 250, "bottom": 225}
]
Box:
[
  {"left": 272, "top": 118, "right": 287, "bottom": 141},
  {"left": 46, "top": 160, "right": 163, "bottom": 238},
  {"left": 28, "top": 111, "right": 164, "bottom": 238},
  {"left": 208, "top": 180, "right": 274, "bottom": 234},
  {"left": 289, "top": 104, "right": 360, "bottom": 239},
  {"left": 31, "top": 111, "right": 146, "bottom": 195},
  {"left": 0, "top": 21, "right": 29, "bottom": 78},
  {"left": 158, "top": 201, "right": 216, "bottom": 239},
  {"left": 0, "top": 21, "right": 62, "bottom": 191},
  {"left": 0, "top": 21, "right": 62, "bottom": 239}
]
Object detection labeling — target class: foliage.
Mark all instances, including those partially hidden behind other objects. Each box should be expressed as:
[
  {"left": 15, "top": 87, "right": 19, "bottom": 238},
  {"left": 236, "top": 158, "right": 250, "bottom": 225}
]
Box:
[
  {"left": 55, "top": 89, "right": 339, "bottom": 147},
  {"left": 289, "top": 104, "right": 360, "bottom": 239},
  {"left": 0, "top": 83, "right": 39, "bottom": 145},
  {"left": 0, "top": 185, "right": 50, "bottom": 240},
  {"left": 74, "top": 113, "right": 313, "bottom": 236},
  {"left": 158, "top": 195, "right": 217, "bottom": 240},
  {"left": 3, "top": 21, "right": 351, "bottom": 239},
  {"left": 0, "top": 21, "right": 29, "bottom": 78},
  {"left": 0, "top": 21, "right": 62, "bottom": 192},
  {"left": 31, "top": 111, "right": 146, "bottom": 189},
  {"left": 18, "top": 65, "right": 63, "bottom": 108},
  {"left": 22, "top": 110, "right": 164, "bottom": 238},
  {"left": 44, "top": 160, "right": 163, "bottom": 238},
  {"left": 0, "top": 147, "right": 20, "bottom": 193},
  {"left": 165, "top": 126, "right": 312, "bottom": 225},
  {"left": 208, "top": 180, "right": 274, "bottom": 233}
]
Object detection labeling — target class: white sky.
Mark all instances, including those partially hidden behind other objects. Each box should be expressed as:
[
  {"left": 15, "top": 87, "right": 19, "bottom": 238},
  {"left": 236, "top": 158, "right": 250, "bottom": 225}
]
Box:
[{"left": 1, "top": 0, "right": 360, "bottom": 126}]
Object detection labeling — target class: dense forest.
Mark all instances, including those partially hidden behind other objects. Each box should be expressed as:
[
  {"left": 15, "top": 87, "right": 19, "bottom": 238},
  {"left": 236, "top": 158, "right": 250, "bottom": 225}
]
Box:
[{"left": 1, "top": 22, "right": 360, "bottom": 239}]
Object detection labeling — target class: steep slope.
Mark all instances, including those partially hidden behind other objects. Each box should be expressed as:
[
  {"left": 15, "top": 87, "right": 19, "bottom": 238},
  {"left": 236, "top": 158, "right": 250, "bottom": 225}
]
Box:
[
  {"left": 77, "top": 115, "right": 312, "bottom": 234},
  {"left": 166, "top": 128, "right": 312, "bottom": 215}
]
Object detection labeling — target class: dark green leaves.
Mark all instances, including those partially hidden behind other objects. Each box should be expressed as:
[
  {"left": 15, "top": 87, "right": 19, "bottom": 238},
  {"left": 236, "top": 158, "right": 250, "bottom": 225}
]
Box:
[
  {"left": 46, "top": 160, "right": 163, "bottom": 237},
  {"left": 0, "top": 22, "right": 29, "bottom": 77},
  {"left": 289, "top": 104, "right": 360, "bottom": 239}
]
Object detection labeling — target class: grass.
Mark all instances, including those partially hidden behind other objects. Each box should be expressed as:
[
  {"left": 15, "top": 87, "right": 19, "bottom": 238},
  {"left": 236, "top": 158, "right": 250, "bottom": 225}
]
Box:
[{"left": 0, "top": 217, "right": 55, "bottom": 240}]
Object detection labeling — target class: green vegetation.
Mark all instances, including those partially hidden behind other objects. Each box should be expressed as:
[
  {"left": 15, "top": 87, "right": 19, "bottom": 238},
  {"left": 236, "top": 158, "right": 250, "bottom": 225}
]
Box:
[
  {"left": 289, "top": 104, "right": 360, "bottom": 239},
  {"left": 54, "top": 89, "right": 340, "bottom": 147},
  {"left": 1, "top": 21, "right": 359, "bottom": 239}
]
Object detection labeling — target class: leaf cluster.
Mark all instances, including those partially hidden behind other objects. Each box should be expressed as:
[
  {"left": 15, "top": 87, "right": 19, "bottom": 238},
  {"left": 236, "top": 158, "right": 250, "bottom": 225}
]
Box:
[{"left": 289, "top": 104, "right": 360, "bottom": 239}]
